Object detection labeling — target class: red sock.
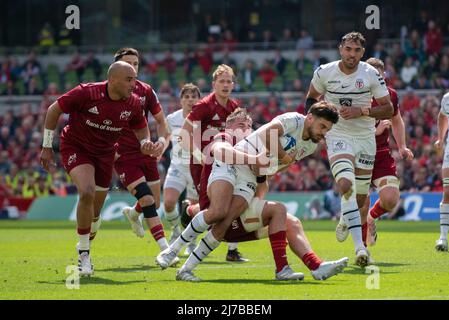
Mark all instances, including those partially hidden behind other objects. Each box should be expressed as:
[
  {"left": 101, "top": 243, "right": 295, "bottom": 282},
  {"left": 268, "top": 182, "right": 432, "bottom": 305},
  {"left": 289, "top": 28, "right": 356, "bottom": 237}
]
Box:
[
  {"left": 370, "top": 200, "right": 387, "bottom": 219},
  {"left": 269, "top": 231, "right": 289, "bottom": 273},
  {"left": 135, "top": 202, "right": 142, "bottom": 213},
  {"left": 150, "top": 224, "right": 165, "bottom": 241},
  {"left": 301, "top": 251, "right": 322, "bottom": 271},
  {"left": 77, "top": 227, "right": 91, "bottom": 235},
  {"left": 362, "top": 222, "right": 368, "bottom": 247},
  {"left": 187, "top": 205, "right": 194, "bottom": 217}
]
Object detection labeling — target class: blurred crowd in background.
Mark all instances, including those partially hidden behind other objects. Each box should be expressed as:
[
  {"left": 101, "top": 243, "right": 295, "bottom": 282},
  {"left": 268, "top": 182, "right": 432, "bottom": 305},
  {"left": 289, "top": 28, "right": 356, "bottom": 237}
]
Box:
[{"left": 0, "top": 17, "right": 448, "bottom": 219}]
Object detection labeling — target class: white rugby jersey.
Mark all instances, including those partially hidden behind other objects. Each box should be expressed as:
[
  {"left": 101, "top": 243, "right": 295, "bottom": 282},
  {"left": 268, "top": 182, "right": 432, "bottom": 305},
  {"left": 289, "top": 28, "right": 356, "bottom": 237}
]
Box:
[
  {"left": 167, "top": 109, "right": 191, "bottom": 164},
  {"left": 235, "top": 112, "right": 317, "bottom": 175},
  {"left": 311, "top": 60, "right": 389, "bottom": 138}
]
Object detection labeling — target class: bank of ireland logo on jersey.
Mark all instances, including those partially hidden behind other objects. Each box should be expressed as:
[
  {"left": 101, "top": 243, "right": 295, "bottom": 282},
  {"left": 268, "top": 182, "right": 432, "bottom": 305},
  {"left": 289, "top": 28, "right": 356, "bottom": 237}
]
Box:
[
  {"left": 120, "top": 110, "right": 131, "bottom": 120},
  {"left": 355, "top": 79, "right": 365, "bottom": 89},
  {"left": 103, "top": 119, "right": 112, "bottom": 125}
]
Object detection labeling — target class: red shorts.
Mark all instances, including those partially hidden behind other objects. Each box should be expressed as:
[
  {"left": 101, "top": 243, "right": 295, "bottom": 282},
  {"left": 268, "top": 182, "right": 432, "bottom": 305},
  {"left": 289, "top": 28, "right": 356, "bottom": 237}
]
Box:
[
  {"left": 60, "top": 141, "right": 114, "bottom": 189},
  {"left": 224, "top": 217, "right": 258, "bottom": 243},
  {"left": 190, "top": 162, "right": 203, "bottom": 194},
  {"left": 199, "top": 164, "right": 212, "bottom": 210},
  {"left": 114, "top": 156, "right": 159, "bottom": 188},
  {"left": 372, "top": 151, "right": 397, "bottom": 181}
]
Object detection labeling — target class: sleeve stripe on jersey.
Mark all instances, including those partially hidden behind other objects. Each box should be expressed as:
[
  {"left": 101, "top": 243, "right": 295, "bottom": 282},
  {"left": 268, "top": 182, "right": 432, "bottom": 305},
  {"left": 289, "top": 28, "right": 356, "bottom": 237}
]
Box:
[{"left": 327, "top": 90, "right": 371, "bottom": 95}]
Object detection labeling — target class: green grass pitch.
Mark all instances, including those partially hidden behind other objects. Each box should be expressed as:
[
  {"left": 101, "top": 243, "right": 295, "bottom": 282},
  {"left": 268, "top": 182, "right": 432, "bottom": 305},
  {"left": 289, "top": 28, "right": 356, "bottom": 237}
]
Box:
[{"left": 1, "top": 220, "right": 449, "bottom": 300}]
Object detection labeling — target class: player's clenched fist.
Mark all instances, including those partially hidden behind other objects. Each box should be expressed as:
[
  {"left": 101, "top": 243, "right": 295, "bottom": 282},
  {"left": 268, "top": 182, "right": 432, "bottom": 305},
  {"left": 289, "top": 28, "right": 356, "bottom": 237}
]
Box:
[{"left": 40, "top": 147, "right": 55, "bottom": 172}]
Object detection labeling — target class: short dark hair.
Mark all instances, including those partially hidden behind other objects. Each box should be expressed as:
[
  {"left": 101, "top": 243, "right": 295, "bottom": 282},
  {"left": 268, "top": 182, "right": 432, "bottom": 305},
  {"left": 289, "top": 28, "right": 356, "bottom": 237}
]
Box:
[
  {"left": 340, "top": 31, "right": 366, "bottom": 48},
  {"left": 366, "top": 57, "right": 385, "bottom": 71},
  {"left": 114, "top": 47, "right": 139, "bottom": 62},
  {"left": 226, "top": 107, "right": 252, "bottom": 127},
  {"left": 309, "top": 101, "right": 339, "bottom": 124},
  {"left": 180, "top": 83, "right": 201, "bottom": 99}
]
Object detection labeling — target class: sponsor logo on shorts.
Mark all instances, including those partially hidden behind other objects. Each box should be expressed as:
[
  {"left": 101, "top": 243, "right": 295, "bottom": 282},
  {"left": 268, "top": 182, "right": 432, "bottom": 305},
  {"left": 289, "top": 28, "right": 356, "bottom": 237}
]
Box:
[
  {"left": 358, "top": 154, "right": 375, "bottom": 166},
  {"left": 67, "top": 153, "right": 77, "bottom": 166},
  {"left": 246, "top": 182, "right": 256, "bottom": 192}
]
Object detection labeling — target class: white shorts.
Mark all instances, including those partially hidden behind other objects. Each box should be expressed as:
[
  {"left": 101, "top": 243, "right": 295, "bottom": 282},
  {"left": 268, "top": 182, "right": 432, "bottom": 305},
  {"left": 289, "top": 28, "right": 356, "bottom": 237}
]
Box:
[
  {"left": 163, "top": 163, "right": 199, "bottom": 200},
  {"left": 443, "top": 142, "right": 449, "bottom": 169},
  {"left": 207, "top": 161, "right": 257, "bottom": 205},
  {"left": 326, "top": 135, "right": 376, "bottom": 170}
]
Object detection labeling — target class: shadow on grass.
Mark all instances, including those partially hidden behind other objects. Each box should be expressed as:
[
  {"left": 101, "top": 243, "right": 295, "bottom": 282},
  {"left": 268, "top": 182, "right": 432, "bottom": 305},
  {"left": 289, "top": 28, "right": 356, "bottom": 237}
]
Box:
[
  {"left": 201, "top": 278, "right": 333, "bottom": 285},
  {"left": 95, "top": 265, "right": 157, "bottom": 273},
  {"left": 341, "top": 266, "right": 399, "bottom": 275},
  {"left": 37, "top": 277, "right": 147, "bottom": 286}
]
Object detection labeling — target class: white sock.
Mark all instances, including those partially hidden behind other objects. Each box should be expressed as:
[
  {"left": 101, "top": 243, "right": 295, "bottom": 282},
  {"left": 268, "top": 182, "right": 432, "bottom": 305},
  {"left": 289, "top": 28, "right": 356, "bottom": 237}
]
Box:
[
  {"left": 171, "top": 210, "right": 209, "bottom": 254},
  {"left": 440, "top": 203, "right": 449, "bottom": 240},
  {"left": 157, "top": 238, "right": 169, "bottom": 251},
  {"left": 165, "top": 207, "right": 179, "bottom": 228},
  {"left": 181, "top": 231, "right": 221, "bottom": 272},
  {"left": 78, "top": 233, "right": 90, "bottom": 251},
  {"left": 227, "top": 242, "right": 238, "bottom": 251},
  {"left": 341, "top": 197, "right": 365, "bottom": 251}
]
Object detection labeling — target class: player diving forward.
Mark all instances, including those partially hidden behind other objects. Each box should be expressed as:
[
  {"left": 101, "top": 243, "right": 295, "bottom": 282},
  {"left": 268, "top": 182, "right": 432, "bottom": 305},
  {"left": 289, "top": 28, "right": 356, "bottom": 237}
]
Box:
[
  {"left": 157, "top": 103, "right": 347, "bottom": 281},
  {"left": 40, "top": 62, "right": 157, "bottom": 276},
  {"left": 305, "top": 32, "right": 394, "bottom": 266},
  {"left": 434, "top": 91, "right": 449, "bottom": 251},
  {"left": 359, "top": 57, "right": 414, "bottom": 247}
]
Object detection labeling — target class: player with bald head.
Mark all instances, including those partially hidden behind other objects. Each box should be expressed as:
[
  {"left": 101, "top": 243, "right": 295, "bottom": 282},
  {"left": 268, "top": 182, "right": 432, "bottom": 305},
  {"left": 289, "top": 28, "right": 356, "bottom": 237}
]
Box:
[{"left": 40, "top": 62, "right": 158, "bottom": 277}]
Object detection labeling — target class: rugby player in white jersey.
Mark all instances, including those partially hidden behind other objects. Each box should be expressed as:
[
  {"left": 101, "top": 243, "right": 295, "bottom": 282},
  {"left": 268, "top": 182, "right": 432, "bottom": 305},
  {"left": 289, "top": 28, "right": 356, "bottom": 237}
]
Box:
[
  {"left": 157, "top": 102, "right": 343, "bottom": 280},
  {"left": 434, "top": 91, "right": 449, "bottom": 252},
  {"left": 305, "top": 32, "right": 393, "bottom": 267},
  {"left": 163, "top": 83, "right": 201, "bottom": 254}
]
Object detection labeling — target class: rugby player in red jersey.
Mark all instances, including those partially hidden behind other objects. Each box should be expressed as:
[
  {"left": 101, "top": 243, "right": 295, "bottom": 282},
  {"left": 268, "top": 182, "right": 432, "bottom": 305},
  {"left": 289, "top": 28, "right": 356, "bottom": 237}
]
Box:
[
  {"left": 112, "top": 48, "right": 176, "bottom": 258},
  {"left": 40, "top": 61, "right": 157, "bottom": 276},
  {"left": 178, "top": 64, "right": 248, "bottom": 262},
  {"left": 360, "top": 58, "right": 414, "bottom": 247}
]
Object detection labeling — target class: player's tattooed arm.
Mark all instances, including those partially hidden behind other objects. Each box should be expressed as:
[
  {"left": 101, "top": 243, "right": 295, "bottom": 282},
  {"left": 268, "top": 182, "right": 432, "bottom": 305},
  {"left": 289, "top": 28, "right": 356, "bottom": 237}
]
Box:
[
  {"left": 435, "top": 111, "right": 449, "bottom": 151},
  {"left": 40, "top": 101, "right": 64, "bottom": 171},
  {"left": 368, "top": 95, "right": 394, "bottom": 119}
]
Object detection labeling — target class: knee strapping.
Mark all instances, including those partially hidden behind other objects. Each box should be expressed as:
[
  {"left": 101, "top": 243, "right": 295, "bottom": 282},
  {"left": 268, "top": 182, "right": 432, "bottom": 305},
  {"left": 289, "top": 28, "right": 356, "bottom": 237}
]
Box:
[
  {"left": 355, "top": 174, "right": 372, "bottom": 195},
  {"left": 134, "top": 182, "right": 153, "bottom": 200},
  {"left": 142, "top": 203, "right": 158, "bottom": 218}
]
